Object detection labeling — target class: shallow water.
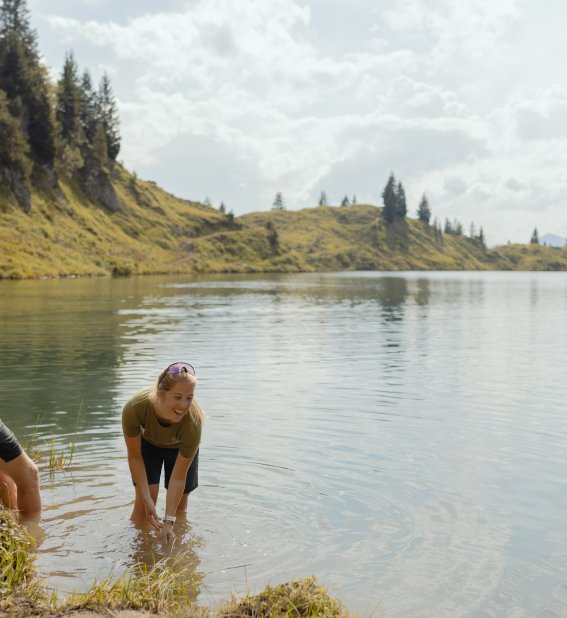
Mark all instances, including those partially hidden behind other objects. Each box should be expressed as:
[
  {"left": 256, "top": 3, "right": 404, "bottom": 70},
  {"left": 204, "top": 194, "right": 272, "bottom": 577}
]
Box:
[{"left": 1, "top": 271, "right": 566, "bottom": 616}]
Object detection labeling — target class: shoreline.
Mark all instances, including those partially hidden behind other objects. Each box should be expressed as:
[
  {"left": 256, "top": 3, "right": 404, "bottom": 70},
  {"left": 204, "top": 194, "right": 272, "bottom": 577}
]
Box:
[
  {"left": 1, "top": 263, "right": 566, "bottom": 283},
  {"left": 1, "top": 509, "right": 353, "bottom": 617}
]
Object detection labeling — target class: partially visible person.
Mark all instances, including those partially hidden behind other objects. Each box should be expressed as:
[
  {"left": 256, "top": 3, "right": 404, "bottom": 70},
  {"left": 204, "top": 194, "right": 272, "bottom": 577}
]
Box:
[
  {"left": 122, "top": 362, "right": 204, "bottom": 544},
  {"left": 0, "top": 419, "right": 41, "bottom": 518}
]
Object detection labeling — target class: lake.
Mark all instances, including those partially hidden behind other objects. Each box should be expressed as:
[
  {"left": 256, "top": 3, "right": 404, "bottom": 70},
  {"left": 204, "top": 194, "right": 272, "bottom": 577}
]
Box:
[{"left": 1, "top": 271, "right": 566, "bottom": 617}]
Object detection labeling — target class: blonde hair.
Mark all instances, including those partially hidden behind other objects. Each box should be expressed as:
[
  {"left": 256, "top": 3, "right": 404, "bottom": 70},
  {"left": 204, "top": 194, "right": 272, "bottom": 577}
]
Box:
[{"left": 152, "top": 368, "right": 205, "bottom": 424}]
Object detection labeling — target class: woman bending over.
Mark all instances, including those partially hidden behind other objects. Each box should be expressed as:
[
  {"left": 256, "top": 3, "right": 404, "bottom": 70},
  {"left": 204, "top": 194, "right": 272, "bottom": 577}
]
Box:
[{"left": 122, "top": 362, "right": 204, "bottom": 543}]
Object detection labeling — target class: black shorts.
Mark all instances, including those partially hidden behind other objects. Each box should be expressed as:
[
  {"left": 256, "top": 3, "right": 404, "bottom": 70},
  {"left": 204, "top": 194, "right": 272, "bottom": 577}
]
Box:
[
  {"left": 0, "top": 419, "right": 23, "bottom": 463},
  {"left": 138, "top": 437, "right": 199, "bottom": 495}
]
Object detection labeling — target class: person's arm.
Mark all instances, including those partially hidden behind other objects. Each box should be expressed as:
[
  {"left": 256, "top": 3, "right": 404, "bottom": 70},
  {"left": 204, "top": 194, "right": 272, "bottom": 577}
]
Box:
[
  {"left": 124, "top": 434, "right": 161, "bottom": 531},
  {"left": 161, "top": 453, "right": 192, "bottom": 543}
]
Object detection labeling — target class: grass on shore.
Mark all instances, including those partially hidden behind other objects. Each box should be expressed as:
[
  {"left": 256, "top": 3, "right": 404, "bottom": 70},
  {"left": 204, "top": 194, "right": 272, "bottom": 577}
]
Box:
[
  {"left": 218, "top": 577, "right": 350, "bottom": 617},
  {"left": 25, "top": 414, "right": 79, "bottom": 474},
  {"left": 57, "top": 559, "right": 203, "bottom": 616},
  {"left": 0, "top": 509, "right": 46, "bottom": 613},
  {"left": 1, "top": 508, "right": 357, "bottom": 617}
]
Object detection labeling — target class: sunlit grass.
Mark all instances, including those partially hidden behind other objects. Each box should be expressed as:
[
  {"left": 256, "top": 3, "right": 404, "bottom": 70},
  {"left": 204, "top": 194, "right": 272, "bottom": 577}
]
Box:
[
  {"left": 0, "top": 509, "right": 46, "bottom": 612},
  {"left": 218, "top": 576, "right": 352, "bottom": 617},
  {"left": 59, "top": 559, "right": 204, "bottom": 615},
  {"left": 2, "top": 165, "right": 565, "bottom": 279},
  {"left": 26, "top": 409, "right": 80, "bottom": 474},
  {"left": 1, "top": 508, "right": 367, "bottom": 617},
  {"left": 24, "top": 415, "right": 43, "bottom": 460},
  {"left": 47, "top": 434, "right": 75, "bottom": 473}
]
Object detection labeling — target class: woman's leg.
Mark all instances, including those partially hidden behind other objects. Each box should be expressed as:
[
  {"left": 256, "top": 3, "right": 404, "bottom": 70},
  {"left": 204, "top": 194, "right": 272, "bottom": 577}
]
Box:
[
  {"left": 131, "top": 439, "right": 164, "bottom": 523},
  {"left": 0, "top": 452, "right": 41, "bottom": 517},
  {"left": 164, "top": 449, "right": 198, "bottom": 515},
  {"left": 176, "top": 493, "right": 189, "bottom": 513},
  {"left": 0, "top": 469, "right": 17, "bottom": 508},
  {"left": 130, "top": 483, "right": 159, "bottom": 523}
]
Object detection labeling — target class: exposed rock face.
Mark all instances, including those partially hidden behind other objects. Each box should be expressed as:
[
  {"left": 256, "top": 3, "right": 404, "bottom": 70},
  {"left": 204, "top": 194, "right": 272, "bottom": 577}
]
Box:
[
  {"left": 80, "top": 160, "right": 120, "bottom": 213},
  {"left": 1, "top": 167, "right": 31, "bottom": 212},
  {"left": 34, "top": 164, "right": 66, "bottom": 203}
]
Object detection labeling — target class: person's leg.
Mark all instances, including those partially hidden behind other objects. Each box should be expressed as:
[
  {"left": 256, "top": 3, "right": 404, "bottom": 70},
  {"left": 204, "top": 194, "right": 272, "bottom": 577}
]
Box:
[
  {"left": 164, "top": 449, "right": 198, "bottom": 514},
  {"left": 0, "top": 451, "right": 41, "bottom": 517},
  {"left": 176, "top": 493, "right": 189, "bottom": 512},
  {"left": 131, "top": 483, "right": 159, "bottom": 522},
  {"left": 0, "top": 419, "right": 25, "bottom": 510},
  {"left": 130, "top": 439, "right": 163, "bottom": 523},
  {"left": 0, "top": 469, "right": 17, "bottom": 508}
]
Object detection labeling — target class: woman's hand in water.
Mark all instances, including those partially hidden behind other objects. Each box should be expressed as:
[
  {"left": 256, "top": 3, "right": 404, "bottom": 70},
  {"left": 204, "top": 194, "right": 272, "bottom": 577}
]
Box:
[
  {"left": 143, "top": 499, "right": 162, "bottom": 531},
  {"left": 160, "top": 520, "right": 174, "bottom": 543}
]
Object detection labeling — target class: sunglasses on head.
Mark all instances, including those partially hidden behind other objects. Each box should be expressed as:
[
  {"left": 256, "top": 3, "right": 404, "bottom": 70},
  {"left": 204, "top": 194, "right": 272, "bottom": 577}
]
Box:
[{"left": 158, "top": 362, "right": 195, "bottom": 385}]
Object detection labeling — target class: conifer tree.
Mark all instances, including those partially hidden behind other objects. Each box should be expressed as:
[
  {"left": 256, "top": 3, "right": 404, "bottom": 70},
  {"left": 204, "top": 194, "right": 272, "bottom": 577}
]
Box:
[
  {"left": 0, "top": 0, "right": 55, "bottom": 165},
  {"left": 530, "top": 227, "right": 539, "bottom": 244},
  {"left": 478, "top": 227, "right": 485, "bottom": 246},
  {"left": 79, "top": 69, "right": 97, "bottom": 142},
  {"left": 444, "top": 218, "right": 452, "bottom": 234},
  {"left": 97, "top": 72, "right": 120, "bottom": 160},
  {"left": 56, "top": 51, "right": 81, "bottom": 143},
  {"left": 219, "top": 201, "right": 226, "bottom": 214},
  {"left": 26, "top": 78, "right": 55, "bottom": 164},
  {"left": 341, "top": 196, "right": 349, "bottom": 207},
  {"left": 417, "top": 194, "right": 431, "bottom": 224},
  {"left": 266, "top": 221, "right": 279, "bottom": 251},
  {"left": 318, "top": 190, "right": 328, "bottom": 206},
  {"left": 352, "top": 195, "right": 357, "bottom": 205},
  {"left": 382, "top": 173, "right": 396, "bottom": 223},
  {"left": 0, "top": 0, "right": 35, "bottom": 49},
  {"left": 272, "top": 192, "right": 285, "bottom": 210},
  {"left": 395, "top": 181, "right": 407, "bottom": 218},
  {"left": 91, "top": 122, "right": 108, "bottom": 166},
  {"left": 0, "top": 87, "right": 30, "bottom": 177}
]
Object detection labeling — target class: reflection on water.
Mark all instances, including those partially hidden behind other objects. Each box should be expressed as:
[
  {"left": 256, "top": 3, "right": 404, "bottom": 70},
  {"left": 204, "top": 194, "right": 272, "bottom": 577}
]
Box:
[{"left": 1, "top": 272, "right": 567, "bottom": 617}]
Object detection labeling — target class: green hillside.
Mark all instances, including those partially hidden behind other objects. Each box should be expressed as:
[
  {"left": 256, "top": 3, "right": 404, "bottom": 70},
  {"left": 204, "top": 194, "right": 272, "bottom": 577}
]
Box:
[
  {"left": 2, "top": 165, "right": 567, "bottom": 279},
  {"left": 2, "top": 0, "right": 566, "bottom": 279}
]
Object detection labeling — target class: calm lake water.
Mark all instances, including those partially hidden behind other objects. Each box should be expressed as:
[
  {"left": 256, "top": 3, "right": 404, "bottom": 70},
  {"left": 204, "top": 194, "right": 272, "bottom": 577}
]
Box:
[{"left": 1, "top": 271, "right": 566, "bottom": 617}]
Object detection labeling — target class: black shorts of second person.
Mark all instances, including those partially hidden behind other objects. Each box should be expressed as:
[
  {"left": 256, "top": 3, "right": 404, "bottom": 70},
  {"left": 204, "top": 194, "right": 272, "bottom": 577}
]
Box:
[
  {"left": 138, "top": 438, "right": 198, "bottom": 495},
  {"left": 0, "top": 419, "right": 23, "bottom": 463}
]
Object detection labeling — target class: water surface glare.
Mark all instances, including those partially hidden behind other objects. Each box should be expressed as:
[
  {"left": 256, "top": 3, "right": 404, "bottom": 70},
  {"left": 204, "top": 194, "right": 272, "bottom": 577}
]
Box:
[{"left": 1, "top": 272, "right": 566, "bottom": 617}]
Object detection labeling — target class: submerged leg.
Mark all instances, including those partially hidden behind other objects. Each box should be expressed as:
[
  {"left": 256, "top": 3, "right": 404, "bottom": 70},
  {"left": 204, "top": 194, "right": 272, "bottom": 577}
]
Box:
[
  {"left": 130, "top": 483, "right": 159, "bottom": 523},
  {"left": 0, "top": 452, "right": 41, "bottom": 517},
  {"left": 0, "top": 470, "right": 17, "bottom": 508},
  {"left": 176, "top": 493, "right": 189, "bottom": 513}
]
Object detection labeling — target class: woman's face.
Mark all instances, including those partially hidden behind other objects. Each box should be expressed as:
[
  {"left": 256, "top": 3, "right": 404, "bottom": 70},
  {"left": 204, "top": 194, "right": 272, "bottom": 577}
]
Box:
[{"left": 157, "top": 380, "right": 195, "bottom": 424}]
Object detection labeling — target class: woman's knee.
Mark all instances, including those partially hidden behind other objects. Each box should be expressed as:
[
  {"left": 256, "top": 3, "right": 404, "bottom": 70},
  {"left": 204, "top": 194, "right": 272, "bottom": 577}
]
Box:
[
  {"left": 25, "top": 461, "right": 40, "bottom": 490},
  {"left": 8, "top": 454, "right": 40, "bottom": 490}
]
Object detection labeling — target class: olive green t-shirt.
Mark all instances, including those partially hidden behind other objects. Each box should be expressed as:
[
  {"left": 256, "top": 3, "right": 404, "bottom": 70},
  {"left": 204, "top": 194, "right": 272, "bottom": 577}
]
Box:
[{"left": 122, "top": 387, "right": 201, "bottom": 460}]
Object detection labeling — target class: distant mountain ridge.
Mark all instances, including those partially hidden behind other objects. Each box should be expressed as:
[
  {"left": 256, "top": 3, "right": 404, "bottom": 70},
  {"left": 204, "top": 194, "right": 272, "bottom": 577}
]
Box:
[{"left": 541, "top": 233, "right": 566, "bottom": 248}]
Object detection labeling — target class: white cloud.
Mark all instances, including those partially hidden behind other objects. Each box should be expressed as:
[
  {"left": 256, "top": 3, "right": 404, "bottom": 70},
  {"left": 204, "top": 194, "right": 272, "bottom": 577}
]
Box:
[{"left": 37, "top": 0, "right": 567, "bottom": 243}]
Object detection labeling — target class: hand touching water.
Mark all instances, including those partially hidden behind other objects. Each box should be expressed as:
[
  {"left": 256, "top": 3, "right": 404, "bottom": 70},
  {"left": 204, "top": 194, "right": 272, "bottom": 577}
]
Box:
[
  {"left": 160, "top": 521, "right": 174, "bottom": 543},
  {"left": 143, "top": 499, "right": 162, "bottom": 531}
]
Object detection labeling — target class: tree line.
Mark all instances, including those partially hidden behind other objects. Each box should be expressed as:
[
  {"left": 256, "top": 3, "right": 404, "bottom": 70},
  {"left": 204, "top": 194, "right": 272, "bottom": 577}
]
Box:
[
  {"left": 0, "top": 0, "right": 120, "bottom": 209},
  {"left": 269, "top": 172, "right": 486, "bottom": 246}
]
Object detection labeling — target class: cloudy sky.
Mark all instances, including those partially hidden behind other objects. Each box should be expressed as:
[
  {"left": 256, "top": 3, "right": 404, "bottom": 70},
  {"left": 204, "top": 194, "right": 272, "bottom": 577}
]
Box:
[{"left": 28, "top": 0, "right": 567, "bottom": 245}]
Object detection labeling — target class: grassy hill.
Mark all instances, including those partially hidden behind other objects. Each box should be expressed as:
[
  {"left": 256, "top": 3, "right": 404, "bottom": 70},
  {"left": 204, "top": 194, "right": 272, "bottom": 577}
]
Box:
[{"left": 1, "top": 165, "right": 567, "bottom": 279}]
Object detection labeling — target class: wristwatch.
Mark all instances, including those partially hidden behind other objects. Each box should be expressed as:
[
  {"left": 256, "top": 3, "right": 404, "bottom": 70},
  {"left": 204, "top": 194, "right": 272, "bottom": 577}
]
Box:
[{"left": 163, "top": 514, "right": 176, "bottom": 523}]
